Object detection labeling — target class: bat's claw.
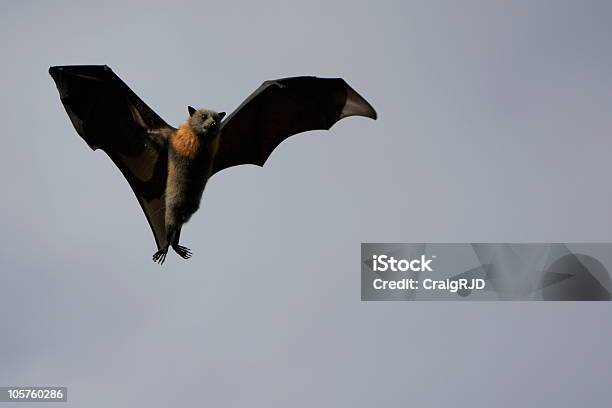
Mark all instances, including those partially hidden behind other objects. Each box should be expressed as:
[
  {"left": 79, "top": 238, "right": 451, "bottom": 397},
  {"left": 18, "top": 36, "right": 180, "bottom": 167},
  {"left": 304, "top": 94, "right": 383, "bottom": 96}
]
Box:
[
  {"left": 152, "top": 247, "right": 168, "bottom": 264},
  {"left": 173, "top": 245, "right": 192, "bottom": 260}
]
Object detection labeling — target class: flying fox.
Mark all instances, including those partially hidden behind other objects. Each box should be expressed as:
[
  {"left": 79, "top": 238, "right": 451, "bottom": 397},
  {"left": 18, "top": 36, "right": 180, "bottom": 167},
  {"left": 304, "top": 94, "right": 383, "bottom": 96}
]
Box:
[{"left": 49, "top": 65, "right": 377, "bottom": 264}]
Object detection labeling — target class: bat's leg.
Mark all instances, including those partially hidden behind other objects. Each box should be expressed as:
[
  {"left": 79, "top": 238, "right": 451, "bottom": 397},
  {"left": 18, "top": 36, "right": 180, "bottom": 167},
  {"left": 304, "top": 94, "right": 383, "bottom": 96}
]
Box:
[
  {"left": 152, "top": 246, "right": 168, "bottom": 264},
  {"left": 152, "top": 225, "right": 184, "bottom": 264},
  {"left": 171, "top": 226, "right": 192, "bottom": 259},
  {"left": 173, "top": 245, "right": 192, "bottom": 259}
]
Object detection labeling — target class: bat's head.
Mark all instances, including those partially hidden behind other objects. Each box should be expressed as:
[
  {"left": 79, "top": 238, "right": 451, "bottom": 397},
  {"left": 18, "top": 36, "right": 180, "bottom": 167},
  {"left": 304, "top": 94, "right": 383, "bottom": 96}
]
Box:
[{"left": 187, "top": 107, "right": 226, "bottom": 136}]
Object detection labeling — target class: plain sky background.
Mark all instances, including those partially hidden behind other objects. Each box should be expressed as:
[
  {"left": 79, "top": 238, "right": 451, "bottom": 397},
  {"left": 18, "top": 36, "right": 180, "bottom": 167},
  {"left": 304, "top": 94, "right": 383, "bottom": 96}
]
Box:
[{"left": 1, "top": 0, "right": 612, "bottom": 406}]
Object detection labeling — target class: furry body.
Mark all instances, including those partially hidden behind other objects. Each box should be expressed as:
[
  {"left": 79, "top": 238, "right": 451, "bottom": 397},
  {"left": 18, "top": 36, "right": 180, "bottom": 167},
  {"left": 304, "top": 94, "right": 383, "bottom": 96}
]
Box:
[
  {"left": 167, "top": 123, "right": 214, "bottom": 226},
  {"left": 152, "top": 109, "right": 224, "bottom": 263}
]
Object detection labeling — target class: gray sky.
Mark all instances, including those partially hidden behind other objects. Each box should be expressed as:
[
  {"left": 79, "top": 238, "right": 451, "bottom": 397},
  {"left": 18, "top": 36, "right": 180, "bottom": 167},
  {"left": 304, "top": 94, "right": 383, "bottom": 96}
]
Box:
[{"left": 1, "top": 0, "right": 612, "bottom": 406}]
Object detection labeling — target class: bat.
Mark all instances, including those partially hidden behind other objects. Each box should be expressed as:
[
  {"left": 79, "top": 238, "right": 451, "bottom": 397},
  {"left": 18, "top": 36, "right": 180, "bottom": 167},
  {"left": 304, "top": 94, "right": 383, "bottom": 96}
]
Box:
[{"left": 49, "top": 65, "right": 377, "bottom": 264}]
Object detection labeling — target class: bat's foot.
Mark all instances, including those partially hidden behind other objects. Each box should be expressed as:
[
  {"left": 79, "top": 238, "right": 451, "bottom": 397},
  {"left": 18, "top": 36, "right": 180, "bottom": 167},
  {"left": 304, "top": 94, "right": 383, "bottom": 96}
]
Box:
[
  {"left": 152, "top": 247, "right": 168, "bottom": 265},
  {"left": 173, "top": 245, "right": 192, "bottom": 260}
]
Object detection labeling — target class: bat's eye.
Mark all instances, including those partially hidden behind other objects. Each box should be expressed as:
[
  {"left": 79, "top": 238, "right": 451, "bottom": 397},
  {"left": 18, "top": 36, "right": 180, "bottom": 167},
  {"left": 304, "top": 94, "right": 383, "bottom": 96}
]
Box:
[{"left": 210, "top": 121, "right": 217, "bottom": 127}]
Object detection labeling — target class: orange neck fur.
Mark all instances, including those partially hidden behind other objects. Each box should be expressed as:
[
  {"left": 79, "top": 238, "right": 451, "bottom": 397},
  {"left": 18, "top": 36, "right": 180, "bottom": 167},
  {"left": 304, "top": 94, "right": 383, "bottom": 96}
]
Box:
[{"left": 171, "top": 123, "right": 201, "bottom": 159}]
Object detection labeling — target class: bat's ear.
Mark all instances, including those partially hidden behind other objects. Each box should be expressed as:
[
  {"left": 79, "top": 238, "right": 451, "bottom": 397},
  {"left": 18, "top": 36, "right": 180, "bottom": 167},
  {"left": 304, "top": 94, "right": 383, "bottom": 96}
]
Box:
[
  {"left": 188, "top": 106, "right": 197, "bottom": 116},
  {"left": 218, "top": 112, "right": 226, "bottom": 120}
]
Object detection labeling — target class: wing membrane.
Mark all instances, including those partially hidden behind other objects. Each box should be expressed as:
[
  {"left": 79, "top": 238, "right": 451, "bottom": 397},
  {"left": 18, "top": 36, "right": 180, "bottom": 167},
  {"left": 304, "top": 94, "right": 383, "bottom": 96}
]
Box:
[
  {"left": 49, "top": 65, "right": 173, "bottom": 249},
  {"left": 212, "top": 76, "right": 376, "bottom": 176}
]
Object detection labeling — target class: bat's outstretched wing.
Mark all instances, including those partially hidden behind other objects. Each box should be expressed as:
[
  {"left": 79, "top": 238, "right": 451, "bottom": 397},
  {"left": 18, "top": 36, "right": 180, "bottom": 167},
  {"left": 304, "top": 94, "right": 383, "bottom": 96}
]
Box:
[
  {"left": 49, "top": 65, "right": 174, "bottom": 250},
  {"left": 211, "top": 76, "right": 377, "bottom": 176}
]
